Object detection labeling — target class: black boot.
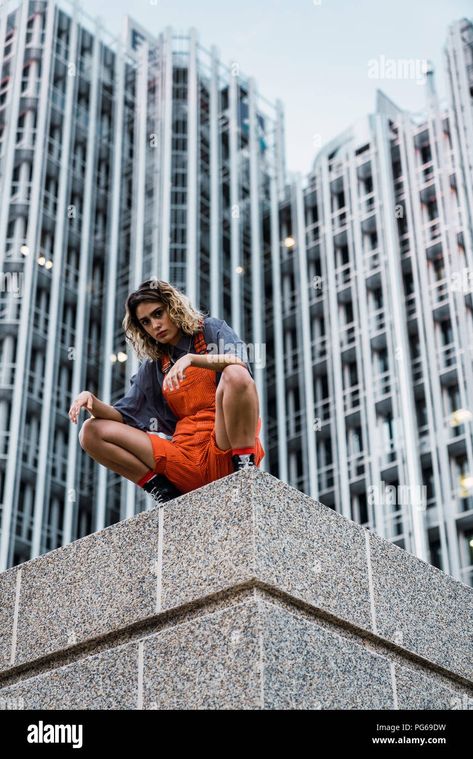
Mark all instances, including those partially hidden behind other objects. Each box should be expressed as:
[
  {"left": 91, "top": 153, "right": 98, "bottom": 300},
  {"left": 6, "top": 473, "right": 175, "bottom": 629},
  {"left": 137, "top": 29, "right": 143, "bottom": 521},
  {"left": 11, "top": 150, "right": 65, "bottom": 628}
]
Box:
[
  {"left": 147, "top": 474, "right": 182, "bottom": 504},
  {"left": 231, "top": 453, "right": 256, "bottom": 472}
]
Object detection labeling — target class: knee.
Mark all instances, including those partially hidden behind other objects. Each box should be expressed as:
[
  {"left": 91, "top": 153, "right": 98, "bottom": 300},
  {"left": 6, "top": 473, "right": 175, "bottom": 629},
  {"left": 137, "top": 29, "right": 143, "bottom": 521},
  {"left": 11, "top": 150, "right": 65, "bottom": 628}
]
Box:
[
  {"left": 79, "top": 418, "right": 104, "bottom": 450},
  {"left": 221, "top": 363, "right": 254, "bottom": 391}
]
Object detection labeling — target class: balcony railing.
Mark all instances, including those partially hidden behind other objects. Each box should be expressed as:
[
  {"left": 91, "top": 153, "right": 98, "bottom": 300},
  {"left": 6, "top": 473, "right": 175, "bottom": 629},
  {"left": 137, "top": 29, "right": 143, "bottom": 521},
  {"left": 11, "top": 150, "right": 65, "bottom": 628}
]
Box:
[
  {"left": 286, "top": 409, "right": 305, "bottom": 438},
  {"left": 347, "top": 452, "right": 365, "bottom": 479},
  {"left": 282, "top": 291, "right": 299, "bottom": 318},
  {"left": 369, "top": 308, "right": 386, "bottom": 333},
  {"left": 335, "top": 262, "right": 351, "bottom": 288},
  {"left": 359, "top": 193, "right": 375, "bottom": 214},
  {"left": 318, "top": 464, "right": 335, "bottom": 491},
  {"left": 314, "top": 398, "right": 331, "bottom": 423},
  {"left": 339, "top": 322, "right": 356, "bottom": 348},
  {"left": 343, "top": 385, "right": 361, "bottom": 413},
  {"left": 379, "top": 443, "right": 397, "bottom": 468},
  {"left": 424, "top": 218, "right": 441, "bottom": 244},
  {"left": 0, "top": 362, "right": 15, "bottom": 390},
  {"left": 373, "top": 371, "right": 391, "bottom": 398},
  {"left": 437, "top": 343, "right": 457, "bottom": 372},
  {"left": 33, "top": 305, "right": 50, "bottom": 337},
  {"left": 308, "top": 278, "right": 324, "bottom": 304},
  {"left": 10, "top": 180, "right": 32, "bottom": 203},
  {"left": 364, "top": 248, "right": 380, "bottom": 273},
  {"left": 311, "top": 336, "right": 327, "bottom": 362},
  {"left": 284, "top": 347, "right": 300, "bottom": 377},
  {"left": 430, "top": 279, "right": 449, "bottom": 307},
  {"left": 332, "top": 208, "right": 347, "bottom": 230},
  {"left": 16, "top": 127, "right": 36, "bottom": 149}
]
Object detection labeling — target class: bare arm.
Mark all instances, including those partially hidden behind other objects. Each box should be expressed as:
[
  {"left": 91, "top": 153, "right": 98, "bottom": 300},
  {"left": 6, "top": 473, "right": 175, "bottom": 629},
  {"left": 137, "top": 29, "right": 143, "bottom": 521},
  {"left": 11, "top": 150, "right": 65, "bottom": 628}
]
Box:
[
  {"left": 89, "top": 396, "right": 124, "bottom": 423},
  {"left": 189, "top": 354, "right": 246, "bottom": 372},
  {"left": 69, "top": 391, "right": 124, "bottom": 424}
]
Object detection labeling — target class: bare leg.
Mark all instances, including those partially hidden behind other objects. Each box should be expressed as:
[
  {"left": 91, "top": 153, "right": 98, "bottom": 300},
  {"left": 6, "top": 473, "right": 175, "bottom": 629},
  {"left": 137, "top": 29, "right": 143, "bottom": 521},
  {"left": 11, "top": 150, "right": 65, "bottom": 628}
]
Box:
[
  {"left": 79, "top": 419, "right": 155, "bottom": 483},
  {"left": 214, "top": 365, "right": 259, "bottom": 451}
]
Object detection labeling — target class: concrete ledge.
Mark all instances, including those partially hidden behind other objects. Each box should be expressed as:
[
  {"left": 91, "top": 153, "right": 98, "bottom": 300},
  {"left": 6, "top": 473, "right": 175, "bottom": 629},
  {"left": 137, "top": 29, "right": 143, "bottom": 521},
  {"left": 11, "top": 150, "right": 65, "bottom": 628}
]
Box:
[{"left": 0, "top": 469, "right": 472, "bottom": 709}]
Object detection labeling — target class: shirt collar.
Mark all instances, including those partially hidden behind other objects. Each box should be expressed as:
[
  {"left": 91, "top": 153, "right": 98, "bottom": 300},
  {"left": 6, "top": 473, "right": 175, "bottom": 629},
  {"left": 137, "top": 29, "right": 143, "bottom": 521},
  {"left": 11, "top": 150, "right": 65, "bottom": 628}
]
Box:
[{"left": 170, "top": 330, "right": 193, "bottom": 353}]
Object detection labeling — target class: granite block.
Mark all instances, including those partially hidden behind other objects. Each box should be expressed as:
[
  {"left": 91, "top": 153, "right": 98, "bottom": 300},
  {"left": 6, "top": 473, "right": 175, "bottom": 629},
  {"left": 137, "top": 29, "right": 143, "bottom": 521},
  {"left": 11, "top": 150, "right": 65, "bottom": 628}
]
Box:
[
  {"left": 142, "top": 598, "right": 262, "bottom": 710},
  {"left": 0, "top": 566, "right": 18, "bottom": 673},
  {"left": 0, "top": 642, "right": 138, "bottom": 709},
  {"left": 260, "top": 600, "right": 393, "bottom": 710},
  {"left": 368, "top": 532, "right": 473, "bottom": 683},
  {"left": 252, "top": 472, "right": 373, "bottom": 631},
  {"left": 394, "top": 664, "right": 473, "bottom": 710},
  {"left": 12, "top": 509, "right": 162, "bottom": 669},
  {"left": 160, "top": 473, "right": 255, "bottom": 611},
  {"left": 161, "top": 469, "right": 373, "bottom": 634},
  {"left": 0, "top": 469, "right": 471, "bottom": 711}
]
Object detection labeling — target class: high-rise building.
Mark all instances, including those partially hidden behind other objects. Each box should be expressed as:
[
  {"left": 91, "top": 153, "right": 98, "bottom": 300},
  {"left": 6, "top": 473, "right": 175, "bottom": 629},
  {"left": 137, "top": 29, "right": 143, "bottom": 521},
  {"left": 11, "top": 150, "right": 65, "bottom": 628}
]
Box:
[
  {"left": 1, "top": 1, "right": 472, "bottom": 589},
  {"left": 445, "top": 17, "right": 473, "bottom": 243},
  {"left": 0, "top": 0, "right": 284, "bottom": 569},
  {"left": 264, "top": 19, "right": 473, "bottom": 586}
]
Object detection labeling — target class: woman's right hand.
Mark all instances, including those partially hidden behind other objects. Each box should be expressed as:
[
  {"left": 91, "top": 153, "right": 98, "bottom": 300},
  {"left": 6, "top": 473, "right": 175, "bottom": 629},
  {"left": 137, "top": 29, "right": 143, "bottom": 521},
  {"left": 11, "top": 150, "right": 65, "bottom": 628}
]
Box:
[{"left": 69, "top": 391, "right": 95, "bottom": 424}]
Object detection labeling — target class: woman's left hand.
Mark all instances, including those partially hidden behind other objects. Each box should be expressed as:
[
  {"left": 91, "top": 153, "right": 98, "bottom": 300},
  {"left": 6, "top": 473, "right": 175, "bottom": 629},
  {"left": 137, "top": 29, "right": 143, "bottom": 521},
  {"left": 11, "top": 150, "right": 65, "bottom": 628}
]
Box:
[{"left": 163, "top": 354, "right": 193, "bottom": 391}]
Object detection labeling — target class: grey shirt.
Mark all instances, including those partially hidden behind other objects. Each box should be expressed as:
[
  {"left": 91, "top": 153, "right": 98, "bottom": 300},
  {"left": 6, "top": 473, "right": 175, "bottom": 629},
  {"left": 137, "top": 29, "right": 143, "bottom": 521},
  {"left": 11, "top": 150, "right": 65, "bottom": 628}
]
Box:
[{"left": 112, "top": 316, "right": 253, "bottom": 437}]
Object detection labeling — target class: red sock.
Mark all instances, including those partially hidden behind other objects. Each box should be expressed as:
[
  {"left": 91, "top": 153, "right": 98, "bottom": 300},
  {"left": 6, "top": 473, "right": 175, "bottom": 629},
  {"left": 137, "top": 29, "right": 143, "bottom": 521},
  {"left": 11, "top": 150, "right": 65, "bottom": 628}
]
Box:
[
  {"left": 232, "top": 446, "right": 256, "bottom": 456},
  {"left": 137, "top": 470, "right": 156, "bottom": 488}
]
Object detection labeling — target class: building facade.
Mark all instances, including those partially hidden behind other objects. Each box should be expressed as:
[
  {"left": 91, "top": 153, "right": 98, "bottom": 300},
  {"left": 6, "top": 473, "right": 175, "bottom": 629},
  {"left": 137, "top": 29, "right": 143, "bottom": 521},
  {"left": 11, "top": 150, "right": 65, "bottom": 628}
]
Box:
[
  {"left": 1, "top": 1, "right": 472, "bottom": 587},
  {"left": 264, "top": 19, "right": 473, "bottom": 586},
  {"left": 0, "top": 0, "right": 284, "bottom": 569}
]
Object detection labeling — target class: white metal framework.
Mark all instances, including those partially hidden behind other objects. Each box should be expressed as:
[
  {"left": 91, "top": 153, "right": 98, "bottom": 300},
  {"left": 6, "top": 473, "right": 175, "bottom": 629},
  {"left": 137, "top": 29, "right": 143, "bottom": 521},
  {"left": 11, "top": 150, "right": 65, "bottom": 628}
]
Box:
[
  {"left": 264, "top": 20, "right": 473, "bottom": 586},
  {"left": 0, "top": 0, "right": 283, "bottom": 569},
  {"left": 1, "top": 2, "right": 472, "bottom": 590}
]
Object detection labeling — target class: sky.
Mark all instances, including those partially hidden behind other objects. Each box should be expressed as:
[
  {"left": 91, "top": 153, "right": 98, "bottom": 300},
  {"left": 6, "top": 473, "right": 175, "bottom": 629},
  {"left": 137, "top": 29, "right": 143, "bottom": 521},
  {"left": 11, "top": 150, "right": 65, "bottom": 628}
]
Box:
[{"left": 72, "top": 0, "right": 472, "bottom": 175}]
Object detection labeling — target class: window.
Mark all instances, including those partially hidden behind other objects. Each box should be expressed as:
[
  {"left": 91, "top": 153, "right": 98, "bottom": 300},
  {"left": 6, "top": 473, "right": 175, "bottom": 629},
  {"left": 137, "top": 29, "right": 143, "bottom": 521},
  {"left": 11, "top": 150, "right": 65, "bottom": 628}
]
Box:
[
  {"left": 372, "top": 287, "right": 383, "bottom": 309},
  {"left": 427, "top": 199, "right": 438, "bottom": 221},
  {"left": 433, "top": 257, "right": 445, "bottom": 281},
  {"left": 463, "top": 529, "right": 473, "bottom": 566},
  {"left": 376, "top": 349, "right": 389, "bottom": 372},
  {"left": 440, "top": 320, "right": 453, "bottom": 346},
  {"left": 429, "top": 539, "right": 442, "bottom": 570}
]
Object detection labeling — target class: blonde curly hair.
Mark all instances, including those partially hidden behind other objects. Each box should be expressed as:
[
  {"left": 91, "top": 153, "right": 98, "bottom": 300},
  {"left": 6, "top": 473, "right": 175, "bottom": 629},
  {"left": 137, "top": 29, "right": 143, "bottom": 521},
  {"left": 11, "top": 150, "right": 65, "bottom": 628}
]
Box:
[{"left": 122, "top": 279, "right": 209, "bottom": 362}]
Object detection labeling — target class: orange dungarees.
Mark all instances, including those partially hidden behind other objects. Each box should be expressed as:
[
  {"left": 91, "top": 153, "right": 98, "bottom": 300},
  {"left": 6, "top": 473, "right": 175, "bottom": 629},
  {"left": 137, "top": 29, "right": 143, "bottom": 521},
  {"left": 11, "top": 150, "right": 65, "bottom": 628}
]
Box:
[{"left": 145, "top": 332, "right": 265, "bottom": 494}]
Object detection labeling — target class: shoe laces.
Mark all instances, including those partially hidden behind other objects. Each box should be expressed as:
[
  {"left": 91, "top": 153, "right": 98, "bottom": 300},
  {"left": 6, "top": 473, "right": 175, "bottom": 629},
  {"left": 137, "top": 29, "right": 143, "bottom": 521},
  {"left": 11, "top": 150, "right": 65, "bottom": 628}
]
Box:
[
  {"left": 233, "top": 454, "right": 256, "bottom": 470},
  {"left": 149, "top": 486, "right": 165, "bottom": 504}
]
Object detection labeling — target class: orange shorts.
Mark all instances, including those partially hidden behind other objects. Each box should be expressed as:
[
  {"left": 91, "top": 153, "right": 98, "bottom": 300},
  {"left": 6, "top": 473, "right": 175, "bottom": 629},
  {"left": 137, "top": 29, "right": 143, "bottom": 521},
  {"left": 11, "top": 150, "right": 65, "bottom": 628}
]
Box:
[{"left": 146, "top": 417, "right": 265, "bottom": 494}]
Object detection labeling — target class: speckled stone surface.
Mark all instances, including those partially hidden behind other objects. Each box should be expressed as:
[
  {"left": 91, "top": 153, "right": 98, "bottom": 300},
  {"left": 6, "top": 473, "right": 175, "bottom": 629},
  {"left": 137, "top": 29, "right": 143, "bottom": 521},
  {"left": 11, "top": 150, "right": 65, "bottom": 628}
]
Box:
[
  {"left": 160, "top": 469, "right": 372, "bottom": 632},
  {"left": 160, "top": 473, "right": 255, "bottom": 611},
  {"left": 252, "top": 472, "right": 373, "bottom": 631},
  {"left": 0, "top": 589, "right": 472, "bottom": 710},
  {"left": 0, "top": 566, "right": 18, "bottom": 672},
  {"left": 368, "top": 532, "right": 473, "bottom": 683},
  {"left": 260, "top": 599, "right": 393, "bottom": 709},
  {"left": 394, "top": 664, "right": 473, "bottom": 710},
  {"left": 0, "top": 641, "right": 138, "bottom": 709},
  {"left": 0, "top": 468, "right": 472, "bottom": 709},
  {"left": 142, "top": 598, "right": 262, "bottom": 709},
  {"left": 9, "top": 508, "right": 163, "bottom": 672}
]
